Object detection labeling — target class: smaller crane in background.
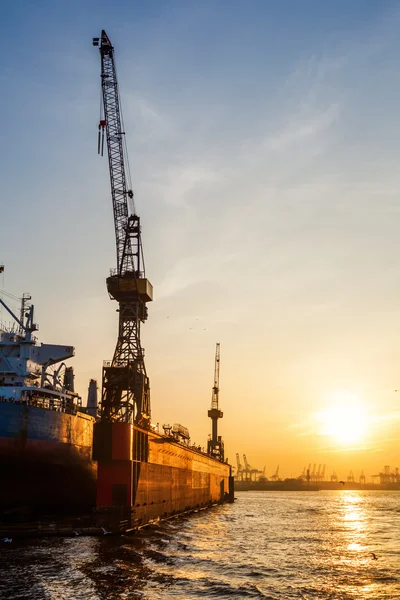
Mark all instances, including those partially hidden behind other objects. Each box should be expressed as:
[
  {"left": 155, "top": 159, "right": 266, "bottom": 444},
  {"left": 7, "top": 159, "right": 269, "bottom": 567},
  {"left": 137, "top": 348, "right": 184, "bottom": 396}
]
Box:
[
  {"left": 207, "top": 343, "right": 224, "bottom": 461},
  {"left": 242, "top": 454, "right": 252, "bottom": 480},
  {"left": 311, "top": 464, "right": 316, "bottom": 481},
  {"left": 236, "top": 453, "right": 243, "bottom": 480},
  {"left": 271, "top": 465, "right": 280, "bottom": 481}
]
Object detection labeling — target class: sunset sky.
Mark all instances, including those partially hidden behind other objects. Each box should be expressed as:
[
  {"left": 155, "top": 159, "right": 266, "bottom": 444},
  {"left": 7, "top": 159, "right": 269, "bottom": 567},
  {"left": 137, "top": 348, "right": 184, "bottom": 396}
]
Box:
[{"left": 2, "top": 0, "right": 400, "bottom": 480}]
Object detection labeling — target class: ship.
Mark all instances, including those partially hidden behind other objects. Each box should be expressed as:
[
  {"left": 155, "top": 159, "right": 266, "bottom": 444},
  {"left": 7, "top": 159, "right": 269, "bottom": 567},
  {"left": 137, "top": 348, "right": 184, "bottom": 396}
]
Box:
[
  {"left": 0, "top": 292, "right": 97, "bottom": 516},
  {"left": 0, "top": 30, "right": 233, "bottom": 529}
]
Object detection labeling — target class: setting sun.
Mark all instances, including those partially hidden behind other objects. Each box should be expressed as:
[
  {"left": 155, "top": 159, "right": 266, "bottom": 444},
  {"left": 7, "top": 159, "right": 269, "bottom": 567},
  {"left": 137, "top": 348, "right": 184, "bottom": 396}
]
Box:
[{"left": 317, "top": 392, "right": 369, "bottom": 445}]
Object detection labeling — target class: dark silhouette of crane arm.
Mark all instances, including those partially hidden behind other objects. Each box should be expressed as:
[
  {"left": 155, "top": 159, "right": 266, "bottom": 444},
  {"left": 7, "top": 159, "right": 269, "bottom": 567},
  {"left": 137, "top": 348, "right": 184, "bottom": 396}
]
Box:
[
  {"left": 94, "top": 30, "right": 142, "bottom": 278},
  {"left": 93, "top": 30, "right": 152, "bottom": 425}
]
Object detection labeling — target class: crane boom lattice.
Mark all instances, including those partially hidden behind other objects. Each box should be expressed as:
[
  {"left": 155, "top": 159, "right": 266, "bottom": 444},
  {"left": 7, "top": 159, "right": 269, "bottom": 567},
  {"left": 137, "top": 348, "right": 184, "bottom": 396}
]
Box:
[{"left": 93, "top": 30, "right": 153, "bottom": 426}]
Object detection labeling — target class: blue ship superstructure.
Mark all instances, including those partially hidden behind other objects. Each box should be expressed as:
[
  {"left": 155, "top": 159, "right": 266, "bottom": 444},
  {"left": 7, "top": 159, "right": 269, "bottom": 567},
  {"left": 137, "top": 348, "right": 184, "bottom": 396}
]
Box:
[
  {"left": 0, "top": 293, "right": 79, "bottom": 408},
  {"left": 0, "top": 293, "right": 97, "bottom": 516}
]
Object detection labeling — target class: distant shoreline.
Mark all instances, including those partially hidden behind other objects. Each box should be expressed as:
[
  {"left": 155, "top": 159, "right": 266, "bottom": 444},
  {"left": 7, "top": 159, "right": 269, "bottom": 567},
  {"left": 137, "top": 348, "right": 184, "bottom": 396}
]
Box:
[{"left": 235, "top": 480, "right": 400, "bottom": 492}]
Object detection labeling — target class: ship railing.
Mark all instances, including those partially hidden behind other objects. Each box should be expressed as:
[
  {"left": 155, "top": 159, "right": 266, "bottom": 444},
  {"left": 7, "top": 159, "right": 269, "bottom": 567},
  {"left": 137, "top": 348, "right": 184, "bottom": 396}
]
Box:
[
  {"left": 0, "top": 390, "right": 80, "bottom": 415},
  {"left": 108, "top": 268, "right": 145, "bottom": 278},
  {"left": 103, "top": 360, "right": 129, "bottom": 368},
  {"left": 161, "top": 427, "right": 209, "bottom": 456},
  {"left": 103, "top": 359, "right": 144, "bottom": 368}
]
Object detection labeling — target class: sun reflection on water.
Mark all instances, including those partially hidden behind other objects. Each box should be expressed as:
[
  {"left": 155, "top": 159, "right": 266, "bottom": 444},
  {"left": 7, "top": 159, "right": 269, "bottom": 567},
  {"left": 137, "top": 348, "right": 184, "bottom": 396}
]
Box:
[
  {"left": 336, "top": 492, "right": 370, "bottom": 559},
  {"left": 1, "top": 492, "right": 400, "bottom": 599}
]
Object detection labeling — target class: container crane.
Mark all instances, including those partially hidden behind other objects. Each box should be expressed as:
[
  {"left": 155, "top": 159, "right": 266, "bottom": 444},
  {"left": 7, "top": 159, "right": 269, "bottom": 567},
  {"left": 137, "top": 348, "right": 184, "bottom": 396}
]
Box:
[
  {"left": 92, "top": 30, "right": 153, "bottom": 510},
  {"left": 271, "top": 465, "right": 280, "bottom": 481},
  {"left": 236, "top": 453, "right": 243, "bottom": 480},
  {"left": 242, "top": 454, "right": 261, "bottom": 481},
  {"left": 207, "top": 343, "right": 224, "bottom": 461},
  {"left": 243, "top": 454, "right": 251, "bottom": 480}
]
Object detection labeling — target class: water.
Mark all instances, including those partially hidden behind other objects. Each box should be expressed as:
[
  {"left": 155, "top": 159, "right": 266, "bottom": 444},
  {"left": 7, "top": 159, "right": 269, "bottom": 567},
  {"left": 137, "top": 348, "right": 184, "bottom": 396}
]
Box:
[{"left": 1, "top": 491, "right": 400, "bottom": 599}]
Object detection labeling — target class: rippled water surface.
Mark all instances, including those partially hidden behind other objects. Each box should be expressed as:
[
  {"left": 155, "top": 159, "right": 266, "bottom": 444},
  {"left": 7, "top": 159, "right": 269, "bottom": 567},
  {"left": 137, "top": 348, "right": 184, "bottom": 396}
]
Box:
[{"left": 1, "top": 491, "right": 400, "bottom": 599}]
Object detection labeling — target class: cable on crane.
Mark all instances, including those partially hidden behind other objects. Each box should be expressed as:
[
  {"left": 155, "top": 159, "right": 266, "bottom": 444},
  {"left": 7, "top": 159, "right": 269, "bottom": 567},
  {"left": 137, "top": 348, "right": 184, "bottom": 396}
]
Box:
[
  {"left": 0, "top": 289, "right": 21, "bottom": 303},
  {"left": 113, "top": 59, "right": 135, "bottom": 215}
]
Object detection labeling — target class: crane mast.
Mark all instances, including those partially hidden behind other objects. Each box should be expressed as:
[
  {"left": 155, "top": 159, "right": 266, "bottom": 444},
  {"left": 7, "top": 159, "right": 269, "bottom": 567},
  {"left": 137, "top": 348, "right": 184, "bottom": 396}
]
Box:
[
  {"left": 93, "top": 31, "right": 152, "bottom": 426},
  {"left": 236, "top": 453, "right": 243, "bottom": 480},
  {"left": 207, "top": 342, "right": 224, "bottom": 461}
]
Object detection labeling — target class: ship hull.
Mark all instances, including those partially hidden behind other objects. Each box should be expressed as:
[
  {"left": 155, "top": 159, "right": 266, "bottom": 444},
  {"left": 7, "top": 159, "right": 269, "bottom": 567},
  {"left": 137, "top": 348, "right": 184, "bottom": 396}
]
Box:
[
  {"left": 135, "top": 428, "right": 231, "bottom": 525},
  {"left": 0, "top": 403, "right": 96, "bottom": 515},
  {"left": 94, "top": 422, "right": 232, "bottom": 529},
  {"left": 1, "top": 405, "right": 232, "bottom": 524}
]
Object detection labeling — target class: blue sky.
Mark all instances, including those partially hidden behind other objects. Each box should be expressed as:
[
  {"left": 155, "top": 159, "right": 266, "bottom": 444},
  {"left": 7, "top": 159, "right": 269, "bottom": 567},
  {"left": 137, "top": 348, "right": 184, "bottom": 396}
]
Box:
[{"left": 2, "top": 1, "right": 400, "bottom": 476}]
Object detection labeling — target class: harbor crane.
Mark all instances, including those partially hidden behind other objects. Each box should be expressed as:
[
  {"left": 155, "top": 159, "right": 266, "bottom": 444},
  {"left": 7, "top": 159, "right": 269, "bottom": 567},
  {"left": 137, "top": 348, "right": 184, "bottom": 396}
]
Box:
[
  {"left": 373, "top": 465, "right": 400, "bottom": 485},
  {"left": 271, "top": 465, "right": 280, "bottom": 481},
  {"left": 236, "top": 453, "right": 243, "bottom": 480},
  {"left": 235, "top": 453, "right": 265, "bottom": 481},
  {"left": 243, "top": 454, "right": 252, "bottom": 480},
  {"left": 92, "top": 31, "right": 152, "bottom": 426},
  {"left": 314, "top": 464, "right": 326, "bottom": 482},
  {"left": 92, "top": 31, "right": 153, "bottom": 511},
  {"left": 242, "top": 454, "right": 262, "bottom": 481},
  {"left": 207, "top": 343, "right": 224, "bottom": 461},
  {"left": 90, "top": 30, "right": 234, "bottom": 518}
]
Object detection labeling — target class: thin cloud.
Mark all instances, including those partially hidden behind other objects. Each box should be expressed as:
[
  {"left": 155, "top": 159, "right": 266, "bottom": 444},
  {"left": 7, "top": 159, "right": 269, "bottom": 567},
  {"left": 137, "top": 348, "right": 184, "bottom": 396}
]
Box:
[{"left": 263, "top": 103, "right": 340, "bottom": 153}]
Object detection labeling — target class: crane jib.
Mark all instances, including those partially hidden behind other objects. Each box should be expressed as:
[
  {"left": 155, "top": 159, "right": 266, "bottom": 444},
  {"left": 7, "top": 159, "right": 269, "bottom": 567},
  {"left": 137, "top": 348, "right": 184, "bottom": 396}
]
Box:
[{"left": 93, "top": 30, "right": 153, "bottom": 426}]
